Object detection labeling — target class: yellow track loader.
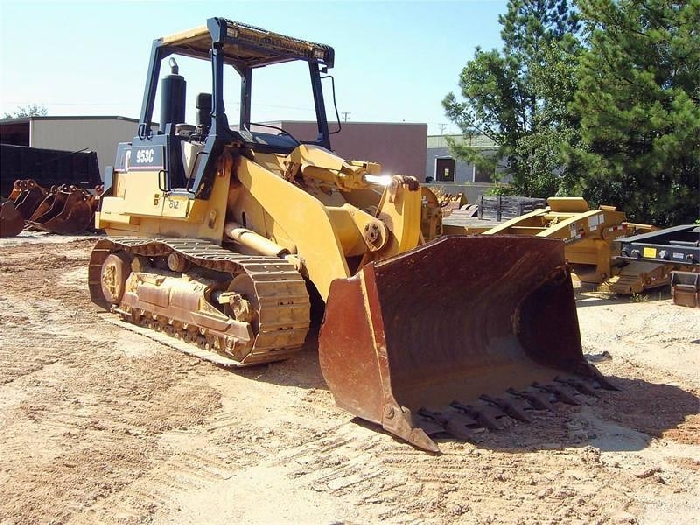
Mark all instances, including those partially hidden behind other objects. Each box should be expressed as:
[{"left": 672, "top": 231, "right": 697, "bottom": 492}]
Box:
[{"left": 90, "top": 19, "right": 613, "bottom": 452}]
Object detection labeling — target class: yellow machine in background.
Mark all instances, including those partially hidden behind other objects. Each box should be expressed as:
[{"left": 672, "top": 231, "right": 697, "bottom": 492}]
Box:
[
  {"left": 484, "top": 197, "right": 670, "bottom": 294},
  {"left": 90, "top": 19, "right": 614, "bottom": 452}
]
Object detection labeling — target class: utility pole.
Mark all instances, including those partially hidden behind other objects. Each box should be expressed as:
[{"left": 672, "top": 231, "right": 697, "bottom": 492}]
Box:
[
  {"left": 341, "top": 111, "right": 350, "bottom": 122},
  {"left": 438, "top": 123, "right": 447, "bottom": 135}
]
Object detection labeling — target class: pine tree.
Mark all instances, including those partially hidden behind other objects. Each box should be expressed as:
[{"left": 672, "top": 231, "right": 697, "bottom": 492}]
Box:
[
  {"left": 571, "top": 0, "right": 700, "bottom": 225},
  {"left": 443, "top": 0, "right": 582, "bottom": 197}
]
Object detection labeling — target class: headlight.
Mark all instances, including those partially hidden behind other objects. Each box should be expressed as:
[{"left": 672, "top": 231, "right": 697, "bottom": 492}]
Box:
[{"left": 363, "top": 174, "right": 394, "bottom": 186}]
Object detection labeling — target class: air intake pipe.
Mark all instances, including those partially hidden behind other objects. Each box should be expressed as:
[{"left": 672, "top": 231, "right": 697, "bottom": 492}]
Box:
[
  {"left": 196, "top": 92, "right": 212, "bottom": 134},
  {"left": 160, "top": 58, "right": 186, "bottom": 133}
]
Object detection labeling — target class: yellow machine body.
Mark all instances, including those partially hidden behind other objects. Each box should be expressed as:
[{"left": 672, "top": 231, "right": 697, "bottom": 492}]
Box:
[
  {"left": 97, "top": 145, "right": 426, "bottom": 301},
  {"left": 90, "top": 19, "right": 614, "bottom": 452}
]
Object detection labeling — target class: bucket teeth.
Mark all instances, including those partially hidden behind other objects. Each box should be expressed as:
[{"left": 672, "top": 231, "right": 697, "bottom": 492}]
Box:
[
  {"left": 555, "top": 376, "right": 598, "bottom": 397},
  {"left": 507, "top": 388, "right": 556, "bottom": 412},
  {"left": 418, "top": 408, "right": 480, "bottom": 440},
  {"left": 409, "top": 375, "right": 612, "bottom": 446},
  {"left": 533, "top": 382, "right": 580, "bottom": 406},
  {"left": 593, "top": 374, "right": 620, "bottom": 392},
  {"left": 412, "top": 376, "right": 610, "bottom": 445},
  {"left": 574, "top": 362, "right": 621, "bottom": 391},
  {"left": 415, "top": 411, "right": 450, "bottom": 437},
  {"left": 450, "top": 401, "right": 509, "bottom": 431},
  {"left": 480, "top": 394, "right": 534, "bottom": 423}
]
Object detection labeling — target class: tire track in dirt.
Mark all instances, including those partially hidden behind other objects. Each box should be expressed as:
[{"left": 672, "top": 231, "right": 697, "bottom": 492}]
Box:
[
  {"left": 71, "top": 443, "right": 237, "bottom": 525},
  {"left": 0, "top": 240, "right": 228, "bottom": 524},
  {"left": 238, "top": 377, "right": 695, "bottom": 524}
]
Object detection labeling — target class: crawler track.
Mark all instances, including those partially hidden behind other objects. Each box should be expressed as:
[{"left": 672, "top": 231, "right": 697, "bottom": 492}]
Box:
[{"left": 89, "top": 237, "right": 310, "bottom": 366}]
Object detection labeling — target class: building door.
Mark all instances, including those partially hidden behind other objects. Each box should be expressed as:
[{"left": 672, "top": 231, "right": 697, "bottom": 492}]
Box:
[{"left": 435, "top": 157, "right": 455, "bottom": 182}]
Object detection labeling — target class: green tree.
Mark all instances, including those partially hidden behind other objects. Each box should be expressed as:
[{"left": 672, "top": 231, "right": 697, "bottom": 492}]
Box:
[
  {"left": 3, "top": 104, "right": 48, "bottom": 119},
  {"left": 443, "top": 0, "right": 583, "bottom": 197},
  {"left": 571, "top": 0, "right": 700, "bottom": 226}
]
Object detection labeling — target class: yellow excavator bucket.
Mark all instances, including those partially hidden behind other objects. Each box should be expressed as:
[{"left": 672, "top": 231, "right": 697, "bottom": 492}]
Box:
[{"left": 319, "top": 235, "right": 614, "bottom": 452}]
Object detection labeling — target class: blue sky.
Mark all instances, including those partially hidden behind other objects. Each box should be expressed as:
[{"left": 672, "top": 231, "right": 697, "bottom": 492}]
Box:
[{"left": 0, "top": 0, "right": 508, "bottom": 135}]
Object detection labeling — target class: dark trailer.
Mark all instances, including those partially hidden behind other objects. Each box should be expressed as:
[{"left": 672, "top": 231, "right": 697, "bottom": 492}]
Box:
[
  {"left": 619, "top": 224, "right": 700, "bottom": 267},
  {"left": 619, "top": 224, "right": 700, "bottom": 308}
]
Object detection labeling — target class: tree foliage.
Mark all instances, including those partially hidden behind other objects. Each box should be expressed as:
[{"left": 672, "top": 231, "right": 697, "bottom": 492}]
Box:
[
  {"left": 3, "top": 104, "right": 48, "bottom": 119},
  {"left": 443, "top": 0, "right": 582, "bottom": 197},
  {"left": 444, "top": 0, "right": 699, "bottom": 226},
  {"left": 570, "top": 0, "right": 700, "bottom": 225}
]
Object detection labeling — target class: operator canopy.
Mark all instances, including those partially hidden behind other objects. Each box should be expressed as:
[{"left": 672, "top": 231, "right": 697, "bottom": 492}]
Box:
[{"left": 159, "top": 18, "right": 335, "bottom": 70}]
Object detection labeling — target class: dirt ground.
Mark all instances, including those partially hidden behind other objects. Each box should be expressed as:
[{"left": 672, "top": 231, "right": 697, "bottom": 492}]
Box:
[{"left": 0, "top": 234, "right": 698, "bottom": 525}]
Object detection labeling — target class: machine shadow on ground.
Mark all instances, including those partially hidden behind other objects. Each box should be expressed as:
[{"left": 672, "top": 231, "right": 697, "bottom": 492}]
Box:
[
  {"left": 350, "top": 374, "right": 699, "bottom": 454},
  {"left": 205, "top": 300, "right": 698, "bottom": 455},
  {"left": 234, "top": 340, "right": 328, "bottom": 391},
  {"left": 575, "top": 288, "right": 673, "bottom": 308}
]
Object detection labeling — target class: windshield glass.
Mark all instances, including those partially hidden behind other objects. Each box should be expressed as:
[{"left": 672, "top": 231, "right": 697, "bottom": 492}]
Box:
[
  {"left": 247, "top": 61, "right": 329, "bottom": 144},
  {"left": 152, "top": 53, "right": 334, "bottom": 148}
]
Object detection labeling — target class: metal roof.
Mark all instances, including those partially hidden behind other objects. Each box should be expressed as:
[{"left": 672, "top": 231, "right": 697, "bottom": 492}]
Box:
[
  {"left": 159, "top": 18, "right": 335, "bottom": 69},
  {"left": 0, "top": 115, "right": 142, "bottom": 125}
]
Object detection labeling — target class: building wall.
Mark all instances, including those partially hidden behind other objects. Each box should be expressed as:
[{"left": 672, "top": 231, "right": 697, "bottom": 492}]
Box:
[
  {"left": 280, "top": 121, "right": 428, "bottom": 180},
  {"left": 25, "top": 118, "right": 428, "bottom": 183},
  {"left": 426, "top": 146, "right": 477, "bottom": 183},
  {"left": 30, "top": 118, "right": 141, "bottom": 178},
  {"left": 426, "top": 134, "right": 506, "bottom": 184}
]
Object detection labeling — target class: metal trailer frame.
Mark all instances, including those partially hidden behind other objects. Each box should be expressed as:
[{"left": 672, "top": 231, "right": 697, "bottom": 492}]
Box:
[
  {"left": 618, "top": 224, "right": 700, "bottom": 306},
  {"left": 618, "top": 224, "right": 700, "bottom": 267}
]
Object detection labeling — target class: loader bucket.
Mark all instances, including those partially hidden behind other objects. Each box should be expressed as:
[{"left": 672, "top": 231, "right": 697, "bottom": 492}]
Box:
[
  {"left": 28, "top": 185, "right": 59, "bottom": 222},
  {"left": 31, "top": 185, "right": 71, "bottom": 225},
  {"left": 0, "top": 198, "right": 24, "bottom": 237},
  {"left": 319, "top": 235, "right": 606, "bottom": 452},
  {"left": 14, "top": 180, "right": 47, "bottom": 219},
  {"left": 9, "top": 180, "right": 23, "bottom": 201},
  {"left": 34, "top": 187, "right": 93, "bottom": 234}
]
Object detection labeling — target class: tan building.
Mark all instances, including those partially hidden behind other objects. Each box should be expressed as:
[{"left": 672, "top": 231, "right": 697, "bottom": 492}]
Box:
[
  {"left": 276, "top": 120, "right": 428, "bottom": 180},
  {"left": 0, "top": 116, "right": 147, "bottom": 178},
  {"left": 1, "top": 117, "right": 428, "bottom": 183}
]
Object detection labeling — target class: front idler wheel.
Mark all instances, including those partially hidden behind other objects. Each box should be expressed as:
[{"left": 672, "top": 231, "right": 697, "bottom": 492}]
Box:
[{"left": 100, "top": 252, "right": 132, "bottom": 304}]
